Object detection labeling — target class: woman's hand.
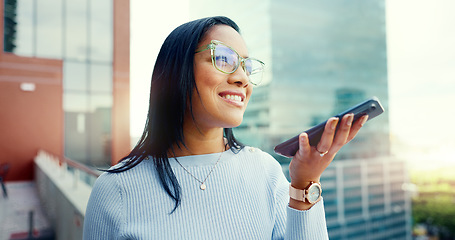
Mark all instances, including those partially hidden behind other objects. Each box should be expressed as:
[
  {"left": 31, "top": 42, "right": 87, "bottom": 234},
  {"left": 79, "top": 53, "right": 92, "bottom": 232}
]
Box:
[{"left": 288, "top": 113, "right": 368, "bottom": 210}]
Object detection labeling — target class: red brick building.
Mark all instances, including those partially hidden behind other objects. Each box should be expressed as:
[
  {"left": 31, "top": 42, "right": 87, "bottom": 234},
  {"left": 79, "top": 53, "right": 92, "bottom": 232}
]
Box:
[{"left": 0, "top": 0, "right": 130, "bottom": 181}]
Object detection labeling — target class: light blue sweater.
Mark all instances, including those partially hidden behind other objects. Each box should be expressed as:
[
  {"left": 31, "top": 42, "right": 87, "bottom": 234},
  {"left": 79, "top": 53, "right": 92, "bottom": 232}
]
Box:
[{"left": 83, "top": 146, "right": 329, "bottom": 239}]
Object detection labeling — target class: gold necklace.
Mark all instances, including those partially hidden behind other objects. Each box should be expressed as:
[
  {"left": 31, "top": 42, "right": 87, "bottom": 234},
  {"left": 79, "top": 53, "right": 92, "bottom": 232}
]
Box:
[{"left": 174, "top": 147, "right": 225, "bottom": 190}]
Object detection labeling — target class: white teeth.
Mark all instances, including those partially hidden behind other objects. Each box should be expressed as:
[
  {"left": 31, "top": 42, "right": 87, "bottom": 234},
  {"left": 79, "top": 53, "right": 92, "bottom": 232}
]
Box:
[{"left": 223, "top": 94, "right": 242, "bottom": 102}]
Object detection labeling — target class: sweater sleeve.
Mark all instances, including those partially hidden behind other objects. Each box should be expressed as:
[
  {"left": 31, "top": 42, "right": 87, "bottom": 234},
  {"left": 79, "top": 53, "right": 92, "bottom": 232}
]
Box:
[
  {"left": 268, "top": 154, "right": 329, "bottom": 240},
  {"left": 83, "top": 172, "right": 124, "bottom": 240},
  {"left": 285, "top": 200, "right": 329, "bottom": 239}
]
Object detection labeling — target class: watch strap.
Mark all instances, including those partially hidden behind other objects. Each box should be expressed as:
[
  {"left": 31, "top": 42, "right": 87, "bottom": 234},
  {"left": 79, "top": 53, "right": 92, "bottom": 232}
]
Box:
[{"left": 289, "top": 184, "right": 306, "bottom": 202}]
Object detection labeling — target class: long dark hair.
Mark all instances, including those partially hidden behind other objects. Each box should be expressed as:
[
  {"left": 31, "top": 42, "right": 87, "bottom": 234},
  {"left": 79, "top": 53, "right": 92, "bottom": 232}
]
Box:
[{"left": 108, "top": 16, "right": 244, "bottom": 212}]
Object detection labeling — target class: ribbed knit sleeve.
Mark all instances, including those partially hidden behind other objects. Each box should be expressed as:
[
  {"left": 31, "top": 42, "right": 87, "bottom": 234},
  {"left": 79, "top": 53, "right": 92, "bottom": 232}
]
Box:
[
  {"left": 83, "top": 172, "right": 124, "bottom": 239},
  {"left": 261, "top": 149, "right": 329, "bottom": 240},
  {"left": 285, "top": 200, "right": 329, "bottom": 239}
]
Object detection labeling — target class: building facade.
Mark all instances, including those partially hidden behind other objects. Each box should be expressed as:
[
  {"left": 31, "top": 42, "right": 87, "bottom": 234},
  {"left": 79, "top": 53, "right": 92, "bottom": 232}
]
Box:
[
  {"left": 297, "top": 157, "right": 411, "bottom": 239},
  {"left": 0, "top": 0, "right": 130, "bottom": 180},
  {"left": 190, "top": 0, "right": 411, "bottom": 239}
]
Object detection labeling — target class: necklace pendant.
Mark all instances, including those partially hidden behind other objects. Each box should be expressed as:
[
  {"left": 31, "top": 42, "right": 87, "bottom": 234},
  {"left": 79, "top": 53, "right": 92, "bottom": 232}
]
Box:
[{"left": 200, "top": 183, "right": 206, "bottom": 190}]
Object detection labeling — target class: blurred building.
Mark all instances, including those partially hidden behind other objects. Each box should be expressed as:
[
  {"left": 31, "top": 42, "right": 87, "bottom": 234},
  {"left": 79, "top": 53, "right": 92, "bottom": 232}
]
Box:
[
  {"left": 313, "top": 157, "right": 411, "bottom": 239},
  {"left": 0, "top": 0, "right": 130, "bottom": 180},
  {"left": 190, "top": 0, "right": 411, "bottom": 239},
  {"left": 1, "top": 0, "right": 130, "bottom": 238}
]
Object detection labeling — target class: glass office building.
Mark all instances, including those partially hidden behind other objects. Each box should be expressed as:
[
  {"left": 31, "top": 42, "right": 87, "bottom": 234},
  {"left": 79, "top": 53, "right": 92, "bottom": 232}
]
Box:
[
  {"left": 318, "top": 157, "right": 411, "bottom": 239},
  {"left": 3, "top": 0, "right": 130, "bottom": 168},
  {"left": 190, "top": 0, "right": 411, "bottom": 239}
]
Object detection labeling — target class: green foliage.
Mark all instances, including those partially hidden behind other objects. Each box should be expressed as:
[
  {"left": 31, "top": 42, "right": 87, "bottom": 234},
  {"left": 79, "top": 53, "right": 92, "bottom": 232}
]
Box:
[
  {"left": 4, "top": 0, "right": 18, "bottom": 52},
  {"left": 413, "top": 195, "right": 455, "bottom": 234},
  {"left": 411, "top": 166, "right": 455, "bottom": 238}
]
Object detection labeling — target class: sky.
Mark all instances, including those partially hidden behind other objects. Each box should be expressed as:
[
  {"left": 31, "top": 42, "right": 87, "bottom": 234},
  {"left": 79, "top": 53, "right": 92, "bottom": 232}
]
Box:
[
  {"left": 129, "top": 0, "right": 188, "bottom": 139},
  {"left": 129, "top": 0, "right": 455, "bottom": 161},
  {"left": 385, "top": 0, "right": 455, "bottom": 161}
]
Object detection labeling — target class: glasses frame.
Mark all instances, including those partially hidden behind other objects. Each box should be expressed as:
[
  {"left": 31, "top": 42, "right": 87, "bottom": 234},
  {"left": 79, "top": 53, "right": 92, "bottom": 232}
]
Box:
[{"left": 195, "top": 40, "right": 265, "bottom": 86}]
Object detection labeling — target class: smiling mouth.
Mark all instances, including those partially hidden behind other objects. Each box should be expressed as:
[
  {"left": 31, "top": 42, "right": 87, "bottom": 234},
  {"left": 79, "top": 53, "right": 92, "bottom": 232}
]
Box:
[
  {"left": 222, "top": 94, "right": 243, "bottom": 102},
  {"left": 219, "top": 92, "right": 245, "bottom": 107}
]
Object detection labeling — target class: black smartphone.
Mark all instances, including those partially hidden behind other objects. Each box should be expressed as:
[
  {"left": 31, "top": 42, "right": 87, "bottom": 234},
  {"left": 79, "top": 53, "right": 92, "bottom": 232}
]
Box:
[{"left": 273, "top": 97, "right": 384, "bottom": 158}]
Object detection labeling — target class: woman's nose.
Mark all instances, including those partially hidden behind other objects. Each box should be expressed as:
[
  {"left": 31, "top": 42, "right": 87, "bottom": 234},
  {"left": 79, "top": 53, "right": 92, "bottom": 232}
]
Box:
[{"left": 228, "top": 65, "right": 249, "bottom": 87}]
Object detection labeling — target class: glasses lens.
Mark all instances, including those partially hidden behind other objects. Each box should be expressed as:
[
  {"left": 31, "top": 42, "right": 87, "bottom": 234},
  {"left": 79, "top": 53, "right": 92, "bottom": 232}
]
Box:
[
  {"left": 213, "top": 44, "right": 238, "bottom": 73},
  {"left": 244, "top": 59, "right": 264, "bottom": 85}
]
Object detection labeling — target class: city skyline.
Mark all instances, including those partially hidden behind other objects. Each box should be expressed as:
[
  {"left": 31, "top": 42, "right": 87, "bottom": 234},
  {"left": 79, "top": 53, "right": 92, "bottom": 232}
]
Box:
[{"left": 130, "top": 0, "right": 455, "bottom": 164}]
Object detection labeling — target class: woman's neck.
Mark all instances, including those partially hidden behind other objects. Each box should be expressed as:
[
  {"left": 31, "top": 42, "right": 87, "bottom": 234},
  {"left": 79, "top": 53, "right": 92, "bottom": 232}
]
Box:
[{"left": 170, "top": 126, "right": 227, "bottom": 157}]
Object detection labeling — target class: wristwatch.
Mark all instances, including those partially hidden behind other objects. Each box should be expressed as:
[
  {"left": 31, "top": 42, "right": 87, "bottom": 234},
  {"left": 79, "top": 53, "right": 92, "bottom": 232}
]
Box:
[{"left": 289, "top": 181, "right": 322, "bottom": 204}]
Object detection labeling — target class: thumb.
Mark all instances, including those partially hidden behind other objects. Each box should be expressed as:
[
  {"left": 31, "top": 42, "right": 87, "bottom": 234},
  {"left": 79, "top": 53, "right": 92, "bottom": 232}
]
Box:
[{"left": 296, "top": 132, "right": 311, "bottom": 158}]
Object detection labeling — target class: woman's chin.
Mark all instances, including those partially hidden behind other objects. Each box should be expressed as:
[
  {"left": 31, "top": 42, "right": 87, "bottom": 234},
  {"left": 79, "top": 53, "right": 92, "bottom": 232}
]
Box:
[{"left": 221, "top": 117, "right": 244, "bottom": 129}]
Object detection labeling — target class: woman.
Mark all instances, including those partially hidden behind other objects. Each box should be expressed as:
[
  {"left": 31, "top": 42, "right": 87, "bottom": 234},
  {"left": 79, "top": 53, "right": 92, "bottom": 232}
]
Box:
[{"left": 83, "top": 16, "right": 367, "bottom": 239}]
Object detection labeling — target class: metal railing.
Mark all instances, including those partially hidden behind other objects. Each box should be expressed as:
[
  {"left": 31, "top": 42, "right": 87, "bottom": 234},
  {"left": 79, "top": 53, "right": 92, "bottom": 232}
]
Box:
[
  {"left": 34, "top": 150, "right": 100, "bottom": 240},
  {"left": 62, "top": 156, "right": 101, "bottom": 187}
]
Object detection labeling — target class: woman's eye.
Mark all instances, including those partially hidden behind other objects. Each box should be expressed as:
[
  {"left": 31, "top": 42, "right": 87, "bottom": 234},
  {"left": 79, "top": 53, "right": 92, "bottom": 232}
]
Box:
[{"left": 215, "top": 56, "right": 230, "bottom": 66}]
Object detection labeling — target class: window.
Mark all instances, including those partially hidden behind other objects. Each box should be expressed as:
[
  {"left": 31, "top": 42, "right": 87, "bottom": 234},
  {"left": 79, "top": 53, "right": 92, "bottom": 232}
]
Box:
[
  {"left": 36, "top": 0, "right": 62, "bottom": 58},
  {"left": 65, "top": 0, "right": 88, "bottom": 60}
]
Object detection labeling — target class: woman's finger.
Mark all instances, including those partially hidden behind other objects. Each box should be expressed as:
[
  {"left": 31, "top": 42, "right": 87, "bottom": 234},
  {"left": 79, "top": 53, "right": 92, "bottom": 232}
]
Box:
[
  {"left": 346, "top": 115, "right": 368, "bottom": 143},
  {"left": 315, "top": 117, "right": 339, "bottom": 155},
  {"left": 330, "top": 113, "right": 354, "bottom": 153},
  {"left": 296, "top": 132, "right": 311, "bottom": 159}
]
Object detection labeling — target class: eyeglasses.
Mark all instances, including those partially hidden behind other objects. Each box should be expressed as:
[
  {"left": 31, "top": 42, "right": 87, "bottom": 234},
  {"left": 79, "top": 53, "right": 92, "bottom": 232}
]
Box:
[{"left": 196, "top": 40, "right": 265, "bottom": 86}]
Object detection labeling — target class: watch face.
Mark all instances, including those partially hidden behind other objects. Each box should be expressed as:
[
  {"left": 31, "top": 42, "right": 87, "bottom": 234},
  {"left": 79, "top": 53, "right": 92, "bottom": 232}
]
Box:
[{"left": 307, "top": 184, "right": 321, "bottom": 203}]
